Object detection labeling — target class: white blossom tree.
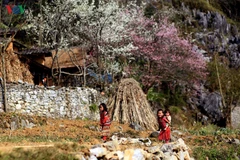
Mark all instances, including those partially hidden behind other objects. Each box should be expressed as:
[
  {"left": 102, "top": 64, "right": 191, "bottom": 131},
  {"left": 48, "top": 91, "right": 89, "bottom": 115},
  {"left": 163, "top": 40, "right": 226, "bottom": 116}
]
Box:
[
  {"left": 71, "top": 0, "right": 141, "bottom": 80},
  {"left": 25, "top": 0, "right": 142, "bottom": 86},
  {"left": 25, "top": 0, "right": 85, "bottom": 85}
]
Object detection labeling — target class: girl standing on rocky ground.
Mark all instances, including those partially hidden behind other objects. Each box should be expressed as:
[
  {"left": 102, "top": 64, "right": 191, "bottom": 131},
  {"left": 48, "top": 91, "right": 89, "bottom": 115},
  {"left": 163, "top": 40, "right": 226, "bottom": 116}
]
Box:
[
  {"left": 99, "top": 103, "right": 111, "bottom": 142},
  {"left": 157, "top": 109, "right": 171, "bottom": 143}
]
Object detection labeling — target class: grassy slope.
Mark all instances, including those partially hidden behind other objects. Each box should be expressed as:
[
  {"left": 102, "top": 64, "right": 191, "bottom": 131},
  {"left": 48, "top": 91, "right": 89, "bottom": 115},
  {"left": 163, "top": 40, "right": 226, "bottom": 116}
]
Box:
[{"left": 171, "top": 0, "right": 240, "bottom": 26}]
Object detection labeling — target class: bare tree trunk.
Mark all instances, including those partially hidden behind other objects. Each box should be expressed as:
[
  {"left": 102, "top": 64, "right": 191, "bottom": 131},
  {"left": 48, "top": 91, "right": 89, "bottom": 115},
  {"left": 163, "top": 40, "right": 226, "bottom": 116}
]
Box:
[
  {"left": 214, "top": 53, "right": 226, "bottom": 109},
  {"left": 0, "top": 44, "right": 7, "bottom": 112},
  {"left": 83, "top": 58, "right": 86, "bottom": 87}
]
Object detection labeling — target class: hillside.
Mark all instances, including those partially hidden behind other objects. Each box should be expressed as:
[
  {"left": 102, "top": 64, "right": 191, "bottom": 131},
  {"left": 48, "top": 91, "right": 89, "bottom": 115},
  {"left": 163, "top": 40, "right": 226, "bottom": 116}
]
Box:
[
  {"left": 0, "top": 114, "right": 239, "bottom": 159},
  {"left": 171, "top": 0, "right": 240, "bottom": 22}
]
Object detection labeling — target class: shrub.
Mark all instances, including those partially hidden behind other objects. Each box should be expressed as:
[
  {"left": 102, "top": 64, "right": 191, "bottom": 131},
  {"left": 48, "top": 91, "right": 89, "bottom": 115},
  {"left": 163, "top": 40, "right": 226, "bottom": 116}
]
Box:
[
  {"left": 147, "top": 88, "right": 167, "bottom": 107},
  {"left": 89, "top": 104, "right": 98, "bottom": 112},
  {"left": 169, "top": 106, "right": 181, "bottom": 114},
  {"left": 193, "top": 146, "right": 240, "bottom": 160}
]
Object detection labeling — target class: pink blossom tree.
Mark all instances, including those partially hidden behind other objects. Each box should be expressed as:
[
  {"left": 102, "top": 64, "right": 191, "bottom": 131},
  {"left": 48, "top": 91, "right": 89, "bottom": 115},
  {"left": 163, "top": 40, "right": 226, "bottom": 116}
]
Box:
[{"left": 126, "top": 12, "right": 207, "bottom": 92}]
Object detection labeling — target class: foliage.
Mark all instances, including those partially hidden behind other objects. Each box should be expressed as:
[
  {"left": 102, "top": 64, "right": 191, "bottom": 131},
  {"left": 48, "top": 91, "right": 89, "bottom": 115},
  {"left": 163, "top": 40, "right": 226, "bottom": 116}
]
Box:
[
  {"left": 188, "top": 123, "right": 240, "bottom": 136},
  {"left": 206, "top": 54, "right": 240, "bottom": 124},
  {"left": 25, "top": 0, "right": 208, "bottom": 92},
  {"left": 186, "top": 124, "right": 240, "bottom": 160},
  {"left": 207, "top": 55, "right": 240, "bottom": 103},
  {"left": 172, "top": 0, "right": 240, "bottom": 22},
  {"left": 25, "top": 0, "right": 143, "bottom": 87},
  {"left": 169, "top": 106, "right": 181, "bottom": 115},
  {"left": 0, "top": 22, "right": 8, "bottom": 29},
  {"left": 171, "top": 0, "right": 240, "bottom": 27},
  {"left": 147, "top": 87, "right": 167, "bottom": 107},
  {"left": 147, "top": 87, "right": 186, "bottom": 107},
  {"left": 71, "top": 0, "right": 140, "bottom": 75},
  {"left": 215, "top": 127, "right": 240, "bottom": 135},
  {"left": 172, "top": 0, "right": 222, "bottom": 14},
  {"left": 25, "top": 0, "right": 79, "bottom": 49},
  {"left": 127, "top": 11, "right": 207, "bottom": 92},
  {"left": 89, "top": 103, "right": 98, "bottom": 112},
  {"left": 193, "top": 146, "right": 240, "bottom": 160}
]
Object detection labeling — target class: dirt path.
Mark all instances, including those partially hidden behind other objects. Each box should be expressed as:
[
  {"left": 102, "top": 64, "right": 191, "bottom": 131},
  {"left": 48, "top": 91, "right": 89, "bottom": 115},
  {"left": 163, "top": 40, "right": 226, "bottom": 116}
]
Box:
[
  {"left": 0, "top": 144, "right": 54, "bottom": 153},
  {"left": 0, "top": 119, "right": 151, "bottom": 155}
]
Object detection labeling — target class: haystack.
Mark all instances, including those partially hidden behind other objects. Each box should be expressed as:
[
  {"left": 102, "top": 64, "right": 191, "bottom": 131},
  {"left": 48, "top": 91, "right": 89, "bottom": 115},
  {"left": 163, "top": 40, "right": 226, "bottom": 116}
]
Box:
[{"left": 108, "top": 78, "right": 158, "bottom": 130}]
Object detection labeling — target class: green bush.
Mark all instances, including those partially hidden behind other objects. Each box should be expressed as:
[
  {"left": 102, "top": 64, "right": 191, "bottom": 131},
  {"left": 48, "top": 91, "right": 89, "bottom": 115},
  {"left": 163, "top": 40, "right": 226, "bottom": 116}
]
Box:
[
  {"left": 198, "top": 124, "right": 218, "bottom": 136},
  {"left": 169, "top": 106, "right": 181, "bottom": 114},
  {"left": 193, "top": 146, "right": 240, "bottom": 160},
  {"left": 147, "top": 86, "right": 187, "bottom": 107},
  {"left": 189, "top": 123, "right": 221, "bottom": 136},
  {"left": 169, "top": 92, "right": 187, "bottom": 106},
  {"left": 89, "top": 104, "right": 98, "bottom": 112}
]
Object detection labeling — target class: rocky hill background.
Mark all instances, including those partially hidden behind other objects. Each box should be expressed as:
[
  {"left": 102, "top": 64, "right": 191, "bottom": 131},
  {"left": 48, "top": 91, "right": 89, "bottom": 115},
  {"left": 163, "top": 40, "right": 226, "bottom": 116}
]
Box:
[{"left": 140, "top": 0, "right": 240, "bottom": 128}]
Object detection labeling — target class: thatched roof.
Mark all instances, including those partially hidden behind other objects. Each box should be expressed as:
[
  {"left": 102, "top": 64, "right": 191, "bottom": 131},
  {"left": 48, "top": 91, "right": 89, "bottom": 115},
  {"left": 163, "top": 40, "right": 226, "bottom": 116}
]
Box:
[
  {"left": 5, "top": 39, "right": 52, "bottom": 57},
  {"left": 44, "top": 47, "right": 89, "bottom": 69}
]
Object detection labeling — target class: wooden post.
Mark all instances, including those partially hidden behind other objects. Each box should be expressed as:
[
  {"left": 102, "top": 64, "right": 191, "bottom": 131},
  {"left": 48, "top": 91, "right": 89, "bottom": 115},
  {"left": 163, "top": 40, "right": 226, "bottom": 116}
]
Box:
[{"left": 83, "top": 58, "right": 86, "bottom": 87}]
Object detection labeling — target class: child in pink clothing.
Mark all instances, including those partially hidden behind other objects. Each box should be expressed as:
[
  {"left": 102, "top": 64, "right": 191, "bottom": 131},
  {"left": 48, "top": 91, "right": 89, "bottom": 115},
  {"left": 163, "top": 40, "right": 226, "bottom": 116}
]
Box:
[{"left": 165, "top": 109, "right": 171, "bottom": 127}]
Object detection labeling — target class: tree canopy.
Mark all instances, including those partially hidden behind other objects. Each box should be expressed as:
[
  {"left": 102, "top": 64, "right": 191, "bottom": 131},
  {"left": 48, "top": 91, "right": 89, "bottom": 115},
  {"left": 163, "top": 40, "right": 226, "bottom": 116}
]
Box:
[{"left": 25, "top": 0, "right": 207, "bottom": 91}]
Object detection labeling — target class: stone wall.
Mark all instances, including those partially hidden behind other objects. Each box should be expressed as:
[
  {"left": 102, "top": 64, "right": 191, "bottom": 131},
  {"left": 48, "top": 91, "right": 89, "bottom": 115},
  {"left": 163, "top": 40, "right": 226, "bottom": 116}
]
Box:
[{"left": 0, "top": 81, "right": 107, "bottom": 120}]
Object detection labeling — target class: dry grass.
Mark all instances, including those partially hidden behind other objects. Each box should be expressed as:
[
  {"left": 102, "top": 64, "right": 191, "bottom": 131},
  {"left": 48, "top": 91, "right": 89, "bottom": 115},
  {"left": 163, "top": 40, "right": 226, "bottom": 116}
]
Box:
[{"left": 0, "top": 113, "right": 239, "bottom": 159}]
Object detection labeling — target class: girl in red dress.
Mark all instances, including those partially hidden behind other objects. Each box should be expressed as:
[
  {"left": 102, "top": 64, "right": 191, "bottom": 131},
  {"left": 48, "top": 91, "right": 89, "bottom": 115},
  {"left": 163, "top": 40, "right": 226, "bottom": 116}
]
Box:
[
  {"left": 99, "top": 103, "right": 111, "bottom": 142},
  {"left": 157, "top": 109, "right": 171, "bottom": 143}
]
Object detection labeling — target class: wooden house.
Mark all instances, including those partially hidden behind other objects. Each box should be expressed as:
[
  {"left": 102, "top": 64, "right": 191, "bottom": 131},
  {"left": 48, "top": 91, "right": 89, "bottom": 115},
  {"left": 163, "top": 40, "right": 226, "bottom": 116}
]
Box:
[
  {"left": 44, "top": 47, "right": 94, "bottom": 87},
  {"left": 0, "top": 29, "right": 52, "bottom": 85},
  {"left": 16, "top": 47, "right": 52, "bottom": 86}
]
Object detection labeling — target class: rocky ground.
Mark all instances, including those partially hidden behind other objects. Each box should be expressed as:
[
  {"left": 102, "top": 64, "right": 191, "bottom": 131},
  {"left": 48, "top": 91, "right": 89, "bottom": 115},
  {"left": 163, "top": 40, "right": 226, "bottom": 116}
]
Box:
[
  {"left": 0, "top": 117, "right": 239, "bottom": 159},
  {"left": 0, "top": 118, "right": 189, "bottom": 158}
]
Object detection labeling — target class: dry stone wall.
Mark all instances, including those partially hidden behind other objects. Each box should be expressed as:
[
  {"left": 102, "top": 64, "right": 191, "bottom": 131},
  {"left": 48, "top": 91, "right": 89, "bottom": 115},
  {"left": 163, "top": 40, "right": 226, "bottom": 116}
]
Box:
[{"left": 0, "top": 81, "right": 107, "bottom": 120}]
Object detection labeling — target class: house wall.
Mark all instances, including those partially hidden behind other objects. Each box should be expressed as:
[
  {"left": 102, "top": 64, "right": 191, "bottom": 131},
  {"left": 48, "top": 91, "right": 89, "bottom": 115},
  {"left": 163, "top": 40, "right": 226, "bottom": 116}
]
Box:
[
  {"left": 35, "top": 56, "right": 45, "bottom": 65},
  {"left": 0, "top": 82, "right": 107, "bottom": 120},
  {"left": 6, "top": 41, "right": 13, "bottom": 53}
]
